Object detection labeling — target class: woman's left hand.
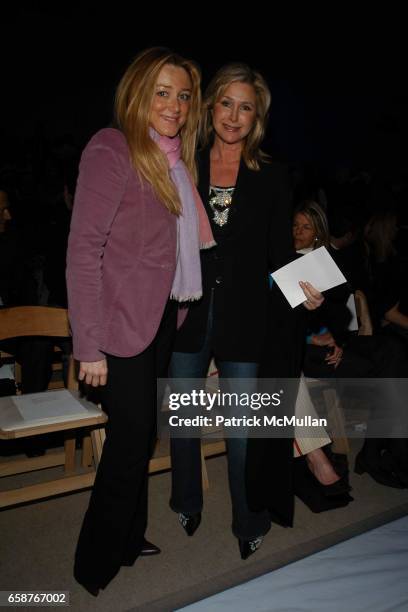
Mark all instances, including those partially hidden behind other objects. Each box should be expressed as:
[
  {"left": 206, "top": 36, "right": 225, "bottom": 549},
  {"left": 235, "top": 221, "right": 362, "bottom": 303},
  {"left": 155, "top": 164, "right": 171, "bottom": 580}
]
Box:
[
  {"left": 325, "top": 343, "right": 343, "bottom": 368},
  {"left": 299, "top": 281, "right": 324, "bottom": 310}
]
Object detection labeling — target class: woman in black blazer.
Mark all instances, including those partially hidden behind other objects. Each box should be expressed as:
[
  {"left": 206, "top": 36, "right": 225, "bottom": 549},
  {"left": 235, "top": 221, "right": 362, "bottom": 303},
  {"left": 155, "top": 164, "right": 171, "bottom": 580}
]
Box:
[{"left": 169, "top": 63, "right": 323, "bottom": 559}]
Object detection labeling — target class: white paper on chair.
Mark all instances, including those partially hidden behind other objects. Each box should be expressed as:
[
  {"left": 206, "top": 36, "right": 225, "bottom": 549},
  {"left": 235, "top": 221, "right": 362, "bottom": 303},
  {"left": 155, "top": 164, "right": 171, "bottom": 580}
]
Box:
[
  {"left": 12, "top": 390, "right": 97, "bottom": 425},
  {"left": 271, "top": 247, "right": 347, "bottom": 308},
  {"left": 0, "top": 364, "right": 15, "bottom": 380}
]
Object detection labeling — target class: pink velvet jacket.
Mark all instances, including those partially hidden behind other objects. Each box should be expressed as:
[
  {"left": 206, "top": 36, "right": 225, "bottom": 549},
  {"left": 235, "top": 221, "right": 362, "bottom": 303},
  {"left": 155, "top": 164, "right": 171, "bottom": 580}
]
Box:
[{"left": 66, "top": 128, "right": 177, "bottom": 362}]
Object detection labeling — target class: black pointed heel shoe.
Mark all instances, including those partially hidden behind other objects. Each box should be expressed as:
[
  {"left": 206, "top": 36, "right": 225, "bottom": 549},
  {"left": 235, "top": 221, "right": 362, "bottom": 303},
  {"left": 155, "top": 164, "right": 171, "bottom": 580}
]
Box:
[
  {"left": 74, "top": 577, "right": 100, "bottom": 597},
  {"left": 121, "top": 538, "right": 161, "bottom": 566},
  {"left": 140, "top": 538, "right": 161, "bottom": 556},
  {"left": 178, "top": 512, "right": 201, "bottom": 536},
  {"left": 238, "top": 536, "right": 264, "bottom": 560}
]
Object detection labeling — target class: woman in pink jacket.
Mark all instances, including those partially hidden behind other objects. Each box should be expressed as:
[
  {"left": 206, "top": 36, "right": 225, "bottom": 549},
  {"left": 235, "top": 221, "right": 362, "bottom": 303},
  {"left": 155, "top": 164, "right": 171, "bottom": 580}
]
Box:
[{"left": 66, "top": 47, "right": 213, "bottom": 595}]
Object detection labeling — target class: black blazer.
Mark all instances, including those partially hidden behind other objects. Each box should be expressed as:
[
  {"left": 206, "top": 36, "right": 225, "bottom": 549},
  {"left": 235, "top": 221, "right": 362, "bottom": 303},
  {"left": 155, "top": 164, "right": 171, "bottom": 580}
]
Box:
[
  {"left": 174, "top": 149, "right": 294, "bottom": 362},
  {"left": 174, "top": 149, "right": 306, "bottom": 527}
]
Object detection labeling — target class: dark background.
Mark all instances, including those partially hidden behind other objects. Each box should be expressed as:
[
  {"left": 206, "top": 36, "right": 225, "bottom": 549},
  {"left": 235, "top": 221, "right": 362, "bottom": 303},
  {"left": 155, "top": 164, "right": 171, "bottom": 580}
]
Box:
[{"left": 1, "top": 4, "right": 407, "bottom": 171}]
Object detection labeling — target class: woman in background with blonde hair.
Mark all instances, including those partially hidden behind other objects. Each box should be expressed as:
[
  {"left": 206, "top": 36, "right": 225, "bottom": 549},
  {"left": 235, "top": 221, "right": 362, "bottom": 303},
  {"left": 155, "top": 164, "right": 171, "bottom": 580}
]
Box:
[
  {"left": 66, "top": 47, "right": 213, "bottom": 595},
  {"left": 292, "top": 202, "right": 408, "bottom": 489}
]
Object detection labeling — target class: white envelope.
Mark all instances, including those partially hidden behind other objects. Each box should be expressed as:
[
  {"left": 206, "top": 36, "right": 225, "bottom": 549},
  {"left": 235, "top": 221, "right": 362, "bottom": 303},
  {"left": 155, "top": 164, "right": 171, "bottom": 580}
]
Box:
[{"left": 271, "top": 246, "right": 347, "bottom": 308}]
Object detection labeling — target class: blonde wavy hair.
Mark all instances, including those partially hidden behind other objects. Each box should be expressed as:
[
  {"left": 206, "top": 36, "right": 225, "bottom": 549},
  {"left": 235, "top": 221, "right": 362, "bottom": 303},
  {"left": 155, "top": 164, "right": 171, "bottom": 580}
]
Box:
[
  {"left": 200, "top": 63, "right": 271, "bottom": 170},
  {"left": 114, "top": 47, "right": 201, "bottom": 215}
]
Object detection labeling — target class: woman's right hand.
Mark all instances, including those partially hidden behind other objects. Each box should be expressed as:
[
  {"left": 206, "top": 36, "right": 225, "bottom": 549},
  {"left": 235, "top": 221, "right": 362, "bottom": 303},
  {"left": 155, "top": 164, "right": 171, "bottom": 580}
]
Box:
[
  {"left": 79, "top": 360, "right": 108, "bottom": 387},
  {"left": 299, "top": 281, "right": 324, "bottom": 310}
]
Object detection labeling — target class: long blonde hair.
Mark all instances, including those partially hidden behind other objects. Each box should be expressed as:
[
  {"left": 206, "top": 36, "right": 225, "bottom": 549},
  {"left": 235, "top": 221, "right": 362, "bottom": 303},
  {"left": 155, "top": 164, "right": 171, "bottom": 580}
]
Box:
[
  {"left": 200, "top": 63, "right": 271, "bottom": 170},
  {"left": 114, "top": 47, "right": 201, "bottom": 215}
]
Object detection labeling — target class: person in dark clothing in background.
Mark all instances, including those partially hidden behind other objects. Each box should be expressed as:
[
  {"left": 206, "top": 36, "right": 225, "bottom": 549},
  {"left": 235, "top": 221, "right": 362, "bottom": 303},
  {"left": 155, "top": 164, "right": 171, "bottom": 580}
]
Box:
[{"left": 294, "top": 201, "right": 408, "bottom": 490}]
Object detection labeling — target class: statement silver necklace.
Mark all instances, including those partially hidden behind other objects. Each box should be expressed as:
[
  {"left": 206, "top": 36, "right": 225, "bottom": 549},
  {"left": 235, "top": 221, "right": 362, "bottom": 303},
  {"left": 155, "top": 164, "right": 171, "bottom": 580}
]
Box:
[{"left": 209, "top": 186, "right": 235, "bottom": 227}]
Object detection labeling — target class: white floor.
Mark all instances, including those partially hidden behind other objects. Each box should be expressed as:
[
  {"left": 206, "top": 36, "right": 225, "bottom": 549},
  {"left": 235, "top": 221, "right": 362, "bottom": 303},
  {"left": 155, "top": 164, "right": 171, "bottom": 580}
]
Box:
[{"left": 179, "top": 516, "right": 408, "bottom": 612}]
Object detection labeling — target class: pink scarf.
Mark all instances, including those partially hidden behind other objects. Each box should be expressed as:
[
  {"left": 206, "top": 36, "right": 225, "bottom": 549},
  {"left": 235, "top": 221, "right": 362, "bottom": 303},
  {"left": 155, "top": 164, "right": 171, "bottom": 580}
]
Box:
[{"left": 151, "top": 130, "right": 215, "bottom": 301}]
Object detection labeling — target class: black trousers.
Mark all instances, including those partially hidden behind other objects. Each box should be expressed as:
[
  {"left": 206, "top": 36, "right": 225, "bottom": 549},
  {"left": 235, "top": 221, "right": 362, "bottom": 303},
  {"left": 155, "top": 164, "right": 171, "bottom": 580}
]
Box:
[
  {"left": 303, "top": 333, "right": 408, "bottom": 443},
  {"left": 74, "top": 301, "right": 177, "bottom": 589}
]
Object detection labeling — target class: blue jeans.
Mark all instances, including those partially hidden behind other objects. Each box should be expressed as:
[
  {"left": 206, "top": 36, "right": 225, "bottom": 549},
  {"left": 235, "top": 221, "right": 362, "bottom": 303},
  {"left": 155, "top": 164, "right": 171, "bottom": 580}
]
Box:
[{"left": 169, "top": 301, "right": 271, "bottom": 540}]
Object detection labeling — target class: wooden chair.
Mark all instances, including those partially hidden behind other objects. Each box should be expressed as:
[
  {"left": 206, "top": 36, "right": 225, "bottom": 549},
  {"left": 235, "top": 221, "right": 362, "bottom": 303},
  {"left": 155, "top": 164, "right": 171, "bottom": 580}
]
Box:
[
  {"left": 303, "top": 382, "right": 349, "bottom": 454},
  {"left": 319, "top": 386, "right": 350, "bottom": 455},
  {"left": 0, "top": 306, "right": 107, "bottom": 508}
]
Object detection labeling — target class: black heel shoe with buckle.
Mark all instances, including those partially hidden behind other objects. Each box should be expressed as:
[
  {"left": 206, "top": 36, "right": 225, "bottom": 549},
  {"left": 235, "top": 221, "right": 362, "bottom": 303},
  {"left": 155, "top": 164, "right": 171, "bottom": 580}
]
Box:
[
  {"left": 238, "top": 536, "right": 264, "bottom": 560},
  {"left": 178, "top": 512, "right": 201, "bottom": 536}
]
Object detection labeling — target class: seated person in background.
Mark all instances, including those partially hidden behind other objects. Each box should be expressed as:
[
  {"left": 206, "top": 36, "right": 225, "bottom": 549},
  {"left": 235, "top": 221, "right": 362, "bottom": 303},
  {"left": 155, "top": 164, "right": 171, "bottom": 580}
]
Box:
[
  {"left": 363, "top": 211, "right": 408, "bottom": 349},
  {"left": 0, "top": 186, "right": 67, "bottom": 456},
  {"left": 0, "top": 187, "right": 55, "bottom": 394},
  {"left": 293, "top": 200, "right": 351, "bottom": 373},
  {"left": 328, "top": 207, "right": 367, "bottom": 292},
  {"left": 293, "top": 200, "right": 408, "bottom": 489}
]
